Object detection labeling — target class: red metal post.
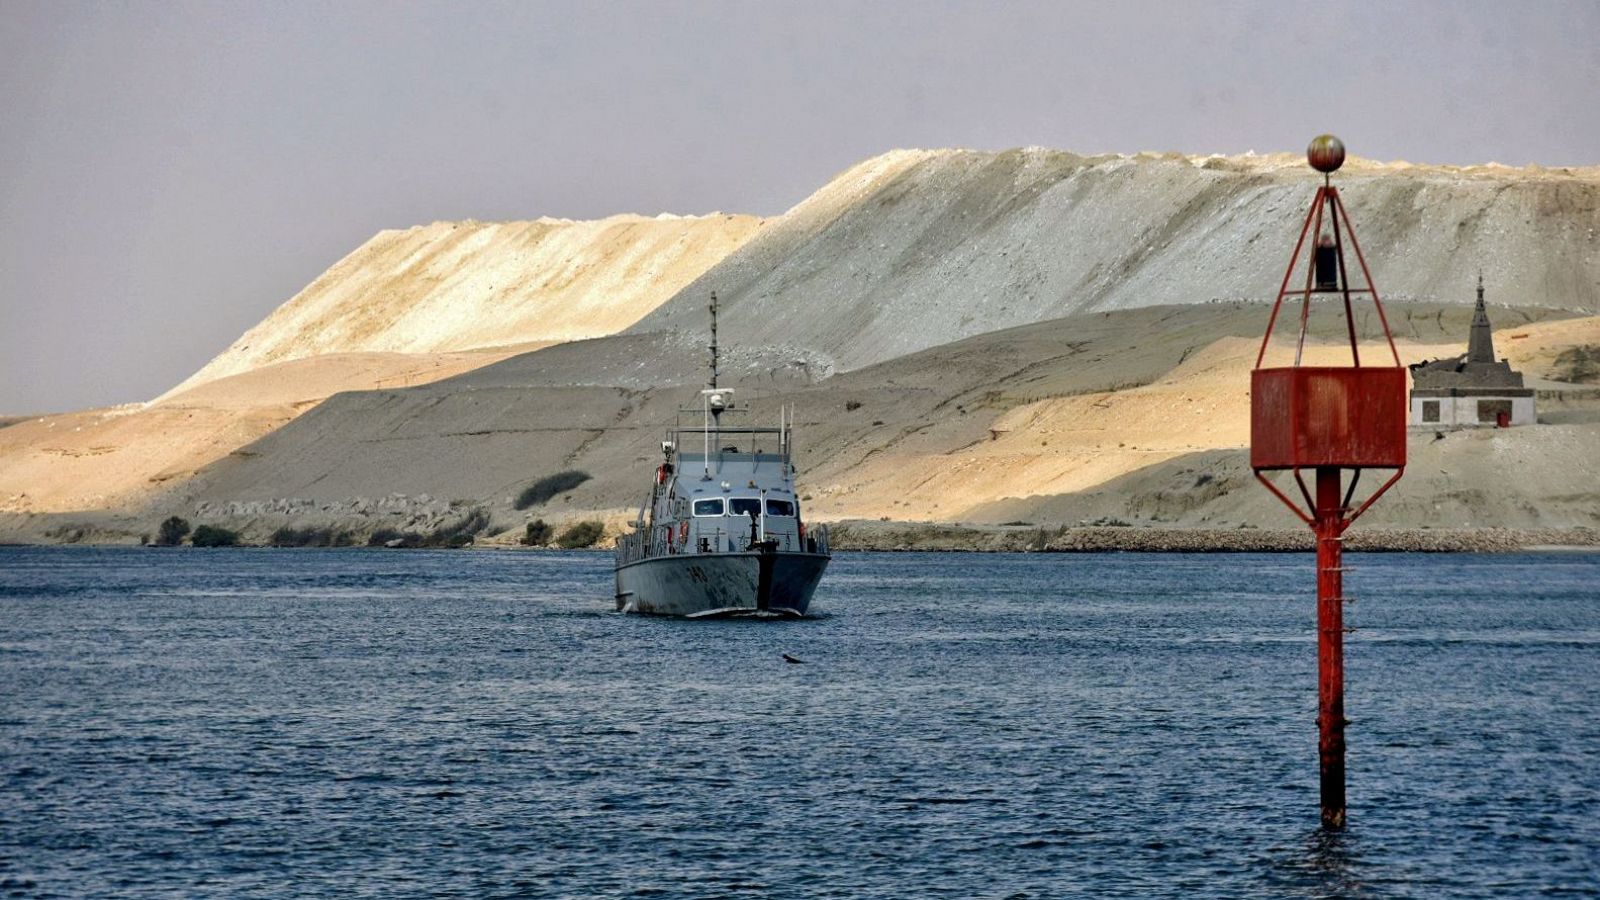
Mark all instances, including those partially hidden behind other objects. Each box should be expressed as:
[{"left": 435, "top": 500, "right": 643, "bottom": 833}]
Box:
[{"left": 1314, "top": 466, "right": 1347, "bottom": 829}]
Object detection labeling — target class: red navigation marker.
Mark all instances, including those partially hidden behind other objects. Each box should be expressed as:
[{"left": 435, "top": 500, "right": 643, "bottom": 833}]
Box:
[{"left": 1251, "top": 134, "right": 1407, "bottom": 830}]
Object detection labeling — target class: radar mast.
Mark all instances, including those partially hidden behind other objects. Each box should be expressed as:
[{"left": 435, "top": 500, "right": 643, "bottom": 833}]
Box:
[{"left": 708, "top": 291, "right": 719, "bottom": 391}]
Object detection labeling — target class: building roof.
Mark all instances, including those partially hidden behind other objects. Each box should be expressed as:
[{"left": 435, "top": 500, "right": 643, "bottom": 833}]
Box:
[{"left": 1409, "top": 274, "right": 1526, "bottom": 390}]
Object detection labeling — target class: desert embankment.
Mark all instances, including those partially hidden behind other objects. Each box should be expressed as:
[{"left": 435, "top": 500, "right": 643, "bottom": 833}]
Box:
[
  {"left": 4, "top": 148, "right": 1597, "bottom": 546},
  {"left": 1, "top": 214, "right": 764, "bottom": 516}
]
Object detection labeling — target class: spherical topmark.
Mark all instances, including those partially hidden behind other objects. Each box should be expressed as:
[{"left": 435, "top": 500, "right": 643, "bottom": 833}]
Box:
[{"left": 1307, "top": 134, "right": 1345, "bottom": 173}]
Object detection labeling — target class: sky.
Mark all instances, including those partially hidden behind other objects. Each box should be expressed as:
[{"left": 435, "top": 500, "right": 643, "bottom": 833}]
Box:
[{"left": 2, "top": 0, "right": 1598, "bottom": 414}]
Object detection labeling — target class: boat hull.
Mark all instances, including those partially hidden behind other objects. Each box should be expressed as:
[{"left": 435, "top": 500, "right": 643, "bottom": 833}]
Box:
[{"left": 615, "top": 551, "right": 830, "bottom": 617}]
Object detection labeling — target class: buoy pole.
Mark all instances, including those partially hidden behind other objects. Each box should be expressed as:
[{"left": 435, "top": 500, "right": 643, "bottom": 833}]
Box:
[
  {"left": 1253, "top": 135, "right": 1404, "bottom": 829},
  {"left": 1315, "top": 465, "right": 1347, "bottom": 829}
]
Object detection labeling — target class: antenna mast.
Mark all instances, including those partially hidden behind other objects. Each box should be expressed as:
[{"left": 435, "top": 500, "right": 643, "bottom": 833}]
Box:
[{"left": 708, "top": 291, "right": 719, "bottom": 391}]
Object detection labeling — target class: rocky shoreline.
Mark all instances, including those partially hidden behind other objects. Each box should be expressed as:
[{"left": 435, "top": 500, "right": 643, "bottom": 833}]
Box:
[
  {"left": 4, "top": 507, "right": 1598, "bottom": 554},
  {"left": 825, "top": 521, "right": 1600, "bottom": 553}
]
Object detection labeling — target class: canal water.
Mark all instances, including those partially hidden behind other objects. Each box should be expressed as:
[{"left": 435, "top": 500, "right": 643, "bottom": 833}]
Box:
[{"left": 2, "top": 547, "right": 1596, "bottom": 897}]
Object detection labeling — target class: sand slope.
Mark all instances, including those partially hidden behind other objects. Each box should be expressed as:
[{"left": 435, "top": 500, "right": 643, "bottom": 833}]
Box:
[
  {"left": 630, "top": 150, "right": 1600, "bottom": 371},
  {"left": 168, "top": 213, "right": 767, "bottom": 396},
  {"left": 793, "top": 309, "right": 1600, "bottom": 524},
  {"left": 0, "top": 348, "right": 529, "bottom": 514},
  {"left": 2, "top": 212, "right": 764, "bottom": 514},
  {"left": 7, "top": 147, "right": 1599, "bottom": 539},
  {"left": 963, "top": 423, "right": 1600, "bottom": 532},
  {"left": 73, "top": 303, "right": 1587, "bottom": 544}
]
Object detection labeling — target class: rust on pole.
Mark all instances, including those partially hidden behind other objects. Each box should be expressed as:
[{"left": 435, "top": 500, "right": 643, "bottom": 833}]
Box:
[
  {"left": 1250, "top": 134, "right": 1406, "bottom": 829},
  {"left": 1315, "top": 466, "right": 1347, "bottom": 828}
]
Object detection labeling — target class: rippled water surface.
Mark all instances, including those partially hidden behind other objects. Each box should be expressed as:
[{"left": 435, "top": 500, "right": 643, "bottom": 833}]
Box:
[{"left": 2, "top": 547, "right": 1597, "bottom": 897}]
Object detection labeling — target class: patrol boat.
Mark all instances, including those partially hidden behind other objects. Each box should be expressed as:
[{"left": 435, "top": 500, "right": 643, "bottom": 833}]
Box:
[{"left": 613, "top": 297, "right": 830, "bottom": 617}]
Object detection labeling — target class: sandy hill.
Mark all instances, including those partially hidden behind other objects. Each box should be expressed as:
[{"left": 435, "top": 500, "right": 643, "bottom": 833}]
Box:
[
  {"left": 86, "top": 302, "right": 1589, "bottom": 544},
  {"left": 0, "top": 348, "right": 529, "bottom": 515},
  {"left": 821, "top": 313, "right": 1600, "bottom": 530},
  {"left": 629, "top": 149, "right": 1600, "bottom": 371},
  {"left": 2, "top": 213, "right": 764, "bottom": 516},
  {"left": 4, "top": 146, "right": 1599, "bottom": 541},
  {"left": 167, "top": 213, "right": 767, "bottom": 396}
]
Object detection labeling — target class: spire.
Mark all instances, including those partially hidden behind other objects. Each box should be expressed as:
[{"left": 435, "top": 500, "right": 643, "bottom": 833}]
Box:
[{"left": 1466, "top": 272, "right": 1495, "bottom": 364}]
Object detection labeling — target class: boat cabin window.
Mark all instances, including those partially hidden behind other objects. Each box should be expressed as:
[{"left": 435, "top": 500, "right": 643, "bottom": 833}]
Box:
[
  {"left": 765, "top": 499, "right": 795, "bottom": 517},
  {"left": 692, "top": 498, "right": 725, "bottom": 517},
  {"left": 728, "top": 498, "right": 762, "bottom": 517}
]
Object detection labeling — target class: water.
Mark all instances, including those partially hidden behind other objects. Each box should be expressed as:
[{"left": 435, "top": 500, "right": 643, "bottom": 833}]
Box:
[{"left": 2, "top": 548, "right": 1597, "bottom": 897}]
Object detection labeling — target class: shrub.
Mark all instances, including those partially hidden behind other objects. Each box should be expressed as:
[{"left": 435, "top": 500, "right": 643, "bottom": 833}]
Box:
[
  {"left": 155, "top": 516, "right": 190, "bottom": 546},
  {"left": 424, "top": 507, "right": 491, "bottom": 548},
  {"left": 555, "top": 520, "right": 605, "bottom": 549},
  {"left": 514, "top": 471, "right": 592, "bottom": 510},
  {"left": 365, "top": 509, "right": 489, "bottom": 549},
  {"left": 191, "top": 525, "right": 240, "bottom": 547},
  {"left": 844, "top": 400, "right": 862, "bottom": 411},
  {"left": 367, "top": 527, "right": 424, "bottom": 548},
  {"left": 521, "top": 519, "right": 553, "bottom": 546},
  {"left": 270, "top": 526, "right": 356, "bottom": 548}
]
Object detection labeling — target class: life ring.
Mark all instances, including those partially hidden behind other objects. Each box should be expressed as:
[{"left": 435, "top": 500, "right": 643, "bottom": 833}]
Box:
[
  {"left": 656, "top": 465, "right": 669, "bottom": 485},
  {"left": 677, "top": 521, "right": 689, "bottom": 544}
]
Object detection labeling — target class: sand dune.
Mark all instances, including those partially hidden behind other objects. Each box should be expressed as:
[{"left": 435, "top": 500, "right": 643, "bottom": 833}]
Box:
[
  {"left": 630, "top": 149, "right": 1600, "bottom": 371},
  {"left": 2, "top": 211, "right": 762, "bottom": 515},
  {"left": 167, "top": 213, "right": 767, "bottom": 396}
]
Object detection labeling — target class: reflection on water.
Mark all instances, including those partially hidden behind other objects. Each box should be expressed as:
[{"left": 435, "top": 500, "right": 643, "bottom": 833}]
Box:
[{"left": 1277, "top": 828, "right": 1369, "bottom": 898}]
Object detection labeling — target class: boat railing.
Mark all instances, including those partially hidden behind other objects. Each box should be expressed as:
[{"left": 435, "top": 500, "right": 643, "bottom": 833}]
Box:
[
  {"left": 615, "top": 521, "right": 832, "bottom": 565},
  {"left": 615, "top": 528, "right": 675, "bottom": 566},
  {"left": 808, "top": 523, "right": 830, "bottom": 555},
  {"left": 615, "top": 530, "right": 643, "bottom": 566}
]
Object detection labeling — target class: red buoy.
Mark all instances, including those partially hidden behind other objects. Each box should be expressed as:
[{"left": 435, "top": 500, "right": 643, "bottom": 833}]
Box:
[{"left": 1251, "top": 135, "right": 1406, "bottom": 830}]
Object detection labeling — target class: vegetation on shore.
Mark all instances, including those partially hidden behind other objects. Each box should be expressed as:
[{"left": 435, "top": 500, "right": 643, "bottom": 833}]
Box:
[
  {"left": 80, "top": 514, "right": 1600, "bottom": 553},
  {"left": 367, "top": 507, "right": 493, "bottom": 548},
  {"left": 270, "top": 526, "right": 357, "bottom": 547},
  {"left": 190, "top": 525, "right": 240, "bottom": 547},
  {"left": 520, "top": 519, "right": 553, "bottom": 546},
  {"left": 555, "top": 520, "right": 605, "bottom": 549},
  {"left": 138, "top": 507, "right": 602, "bottom": 552},
  {"left": 155, "top": 516, "right": 190, "bottom": 546}
]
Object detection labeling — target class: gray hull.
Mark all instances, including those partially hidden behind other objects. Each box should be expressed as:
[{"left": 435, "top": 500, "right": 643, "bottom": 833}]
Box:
[{"left": 615, "top": 551, "right": 830, "bottom": 617}]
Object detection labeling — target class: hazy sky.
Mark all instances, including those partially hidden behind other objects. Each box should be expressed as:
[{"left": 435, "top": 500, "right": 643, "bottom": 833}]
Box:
[{"left": 3, "top": 0, "right": 1597, "bottom": 413}]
